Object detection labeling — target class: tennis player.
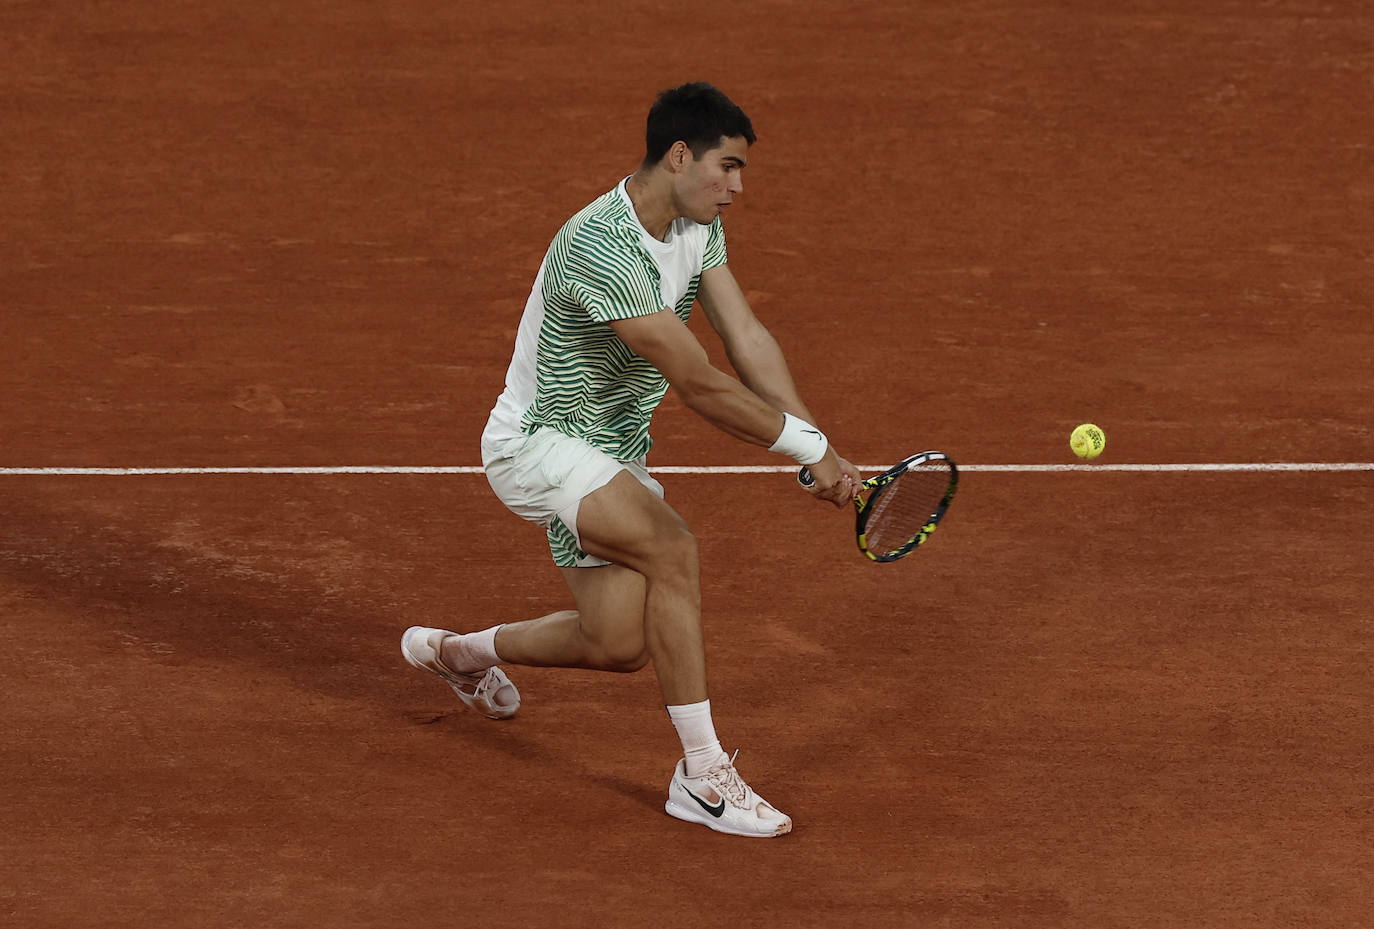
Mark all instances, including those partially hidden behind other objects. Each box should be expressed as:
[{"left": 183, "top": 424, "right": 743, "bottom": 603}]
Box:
[{"left": 402, "top": 82, "right": 861, "bottom": 838}]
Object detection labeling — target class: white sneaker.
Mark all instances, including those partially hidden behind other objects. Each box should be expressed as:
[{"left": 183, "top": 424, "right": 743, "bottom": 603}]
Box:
[
  {"left": 664, "top": 751, "right": 792, "bottom": 837},
  {"left": 400, "top": 626, "right": 520, "bottom": 720}
]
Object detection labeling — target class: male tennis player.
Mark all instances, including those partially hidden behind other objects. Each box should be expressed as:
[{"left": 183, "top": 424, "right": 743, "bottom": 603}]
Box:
[{"left": 402, "top": 82, "right": 861, "bottom": 838}]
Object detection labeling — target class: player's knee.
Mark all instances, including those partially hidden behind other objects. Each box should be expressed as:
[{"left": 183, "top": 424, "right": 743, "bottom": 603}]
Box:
[
  {"left": 577, "top": 610, "right": 649, "bottom": 673},
  {"left": 602, "top": 647, "right": 651, "bottom": 673},
  {"left": 589, "top": 631, "right": 650, "bottom": 672}
]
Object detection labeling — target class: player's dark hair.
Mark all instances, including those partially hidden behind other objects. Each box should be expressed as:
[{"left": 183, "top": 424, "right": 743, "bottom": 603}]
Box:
[{"left": 643, "top": 82, "right": 755, "bottom": 165}]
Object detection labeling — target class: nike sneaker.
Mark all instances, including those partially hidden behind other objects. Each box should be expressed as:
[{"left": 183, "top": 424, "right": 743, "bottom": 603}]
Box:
[
  {"left": 664, "top": 751, "right": 792, "bottom": 837},
  {"left": 400, "top": 626, "right": 520, "bottom": 720}
]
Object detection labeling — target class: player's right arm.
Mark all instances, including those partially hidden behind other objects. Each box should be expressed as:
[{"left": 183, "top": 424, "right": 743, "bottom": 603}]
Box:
[{"left": 609, "top": 308, "right": 852, "bottom": 504}]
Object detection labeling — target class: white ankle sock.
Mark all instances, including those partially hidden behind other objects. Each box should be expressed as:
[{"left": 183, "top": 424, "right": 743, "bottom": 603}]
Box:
[
  {"left": 444, "top": 625, "right": 503, "bottom": 673},
  {"left": 666, "top": 700, "right": 726, "bottom": 777}
]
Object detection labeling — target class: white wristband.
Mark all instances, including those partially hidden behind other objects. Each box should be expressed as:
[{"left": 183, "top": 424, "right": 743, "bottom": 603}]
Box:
[{"left": 768, "top": 412, "right": 828, "bottom": 465}]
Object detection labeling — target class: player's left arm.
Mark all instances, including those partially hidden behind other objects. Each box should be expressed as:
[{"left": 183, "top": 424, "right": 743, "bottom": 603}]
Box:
[
  {"left": 697, "top": 264, "right": 862, "bottom": 488},
  {"left": 696, "top": 264, "right": 812, "bottom": 418}
]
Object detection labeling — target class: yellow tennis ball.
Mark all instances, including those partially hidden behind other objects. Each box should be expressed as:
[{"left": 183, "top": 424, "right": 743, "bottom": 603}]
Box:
[{"left": 1070, "top": 423, "right": 1106, "bottom": 459}]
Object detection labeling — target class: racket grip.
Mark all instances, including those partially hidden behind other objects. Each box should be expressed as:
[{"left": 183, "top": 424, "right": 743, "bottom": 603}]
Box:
[{"left": 797, "top": 467, "right": 814, "bottom": 487}]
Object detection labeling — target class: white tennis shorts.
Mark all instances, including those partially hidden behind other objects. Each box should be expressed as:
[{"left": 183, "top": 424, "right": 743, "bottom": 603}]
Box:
[{"left": 480, "top": 427, "right": 665, "bottom": 568}]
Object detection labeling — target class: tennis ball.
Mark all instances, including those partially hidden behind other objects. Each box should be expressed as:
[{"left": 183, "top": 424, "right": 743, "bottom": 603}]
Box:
[{"left": 1070, "top": 423, "right": 1106, "bottom": 460}]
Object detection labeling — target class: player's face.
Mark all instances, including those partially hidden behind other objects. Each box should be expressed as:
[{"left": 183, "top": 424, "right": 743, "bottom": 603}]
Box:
[{"left": 674, "top": 135, "right": 748, "bottom": 224}]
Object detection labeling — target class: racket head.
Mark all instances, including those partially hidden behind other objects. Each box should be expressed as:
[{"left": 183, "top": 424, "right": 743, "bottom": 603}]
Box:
[{"left": 854, "top": 451, "right": 958, "bottom": 562}]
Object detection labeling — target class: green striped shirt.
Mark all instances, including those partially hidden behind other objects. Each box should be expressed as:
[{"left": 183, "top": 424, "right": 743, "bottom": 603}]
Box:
[{"left": 485, "top": 180, "right": 728, "bottom": 461}]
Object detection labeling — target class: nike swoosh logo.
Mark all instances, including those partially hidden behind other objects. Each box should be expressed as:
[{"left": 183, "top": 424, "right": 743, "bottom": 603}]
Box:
[
  {"left": 802, "top": 429, "right": 821, "bottom": 437},
  {"left": 685, "top": 787, "right": 726, "bottom": 818}
]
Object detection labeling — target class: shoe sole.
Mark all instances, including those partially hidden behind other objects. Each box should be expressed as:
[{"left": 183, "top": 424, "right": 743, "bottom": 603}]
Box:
[{"left": 664, "top": 799, "right": 793, "bottom": 838}]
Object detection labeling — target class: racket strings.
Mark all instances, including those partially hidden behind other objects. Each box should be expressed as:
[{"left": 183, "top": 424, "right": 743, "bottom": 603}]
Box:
[{"left": 863, "top": 463, "right": 952, "bottom": 555}]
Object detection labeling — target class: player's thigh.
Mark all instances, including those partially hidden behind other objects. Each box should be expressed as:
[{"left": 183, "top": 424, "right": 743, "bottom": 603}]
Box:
[
  {"left": 559, "top": 562, "right": 648, "bottom": 663},
  {"left": 574, "top": 470, "right": 698, "bottom": 577}
]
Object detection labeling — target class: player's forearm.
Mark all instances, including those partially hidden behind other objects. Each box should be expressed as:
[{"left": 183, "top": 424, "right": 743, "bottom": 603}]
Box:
[
  {"left": 674, "top": 367, "right": 786, "bottom": 447},
  {"left": 724, "top": 327, "right": 818, "bottom": 425}
]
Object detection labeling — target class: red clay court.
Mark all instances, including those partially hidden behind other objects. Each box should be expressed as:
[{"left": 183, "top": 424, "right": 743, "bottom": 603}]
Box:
[{"left": 3, "top": 2, "right": 1372, "bottom": 927}]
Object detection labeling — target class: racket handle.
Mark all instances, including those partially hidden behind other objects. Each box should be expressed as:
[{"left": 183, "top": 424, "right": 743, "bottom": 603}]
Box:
[{"left": 797, "top": 466, "right": 814, "bottom": 487}]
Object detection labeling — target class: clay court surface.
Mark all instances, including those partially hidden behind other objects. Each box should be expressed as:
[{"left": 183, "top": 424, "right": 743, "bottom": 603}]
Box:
[{"left": 3, "top": 2, "right": 1372, "bottom": 927}]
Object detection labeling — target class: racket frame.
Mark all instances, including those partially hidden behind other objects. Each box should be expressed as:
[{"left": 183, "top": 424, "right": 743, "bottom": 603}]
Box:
[
  {"left": 799, "top": 451, "right": 958, "bottom": 562},
  {"left": 855, "top": 451, "right": 957, "bottom": 561}
]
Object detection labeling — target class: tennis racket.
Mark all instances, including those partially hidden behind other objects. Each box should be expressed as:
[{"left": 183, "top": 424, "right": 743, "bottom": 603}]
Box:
[{"left": 799, "top": 452, "right": 958, "bottom": 562}]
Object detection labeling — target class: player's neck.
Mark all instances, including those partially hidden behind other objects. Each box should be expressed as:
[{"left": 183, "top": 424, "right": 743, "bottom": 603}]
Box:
[{"left": 624, "top": 169, "right": 677, "bottom": 242}]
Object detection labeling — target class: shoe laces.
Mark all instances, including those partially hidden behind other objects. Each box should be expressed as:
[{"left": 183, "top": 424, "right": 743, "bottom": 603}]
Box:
[
  {"left": 704, "top": 750, "right": 748, "bottom": 806},
  {"left": 469, "top": 669, "right": 496, "bottom": 698}
]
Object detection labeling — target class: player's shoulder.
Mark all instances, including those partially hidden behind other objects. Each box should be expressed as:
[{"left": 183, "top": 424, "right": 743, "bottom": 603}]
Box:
[
  {"left": 555, "top": 186, "right": 643, "bottom": 264},
  {"left": 562, "top": 185, "right": 634, "bottom": 235}
]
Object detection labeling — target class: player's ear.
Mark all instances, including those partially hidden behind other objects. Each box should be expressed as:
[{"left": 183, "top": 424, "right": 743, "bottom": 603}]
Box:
[{"left": 666, "top": 140, "right": 690, "bottom": 172}]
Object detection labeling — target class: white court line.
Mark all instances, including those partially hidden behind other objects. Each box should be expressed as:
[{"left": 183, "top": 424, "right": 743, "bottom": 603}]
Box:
[
  {"left": 960, "top": 463, "right": 1374, "bottom": 473},
  {"left": 0, "top": 467, "right": 489, "bottom": 475},
  {"left": 0, "top": 463, "right": 1371, "bottom": 475}
]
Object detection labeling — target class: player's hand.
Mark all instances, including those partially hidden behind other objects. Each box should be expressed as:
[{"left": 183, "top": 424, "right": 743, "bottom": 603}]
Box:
[
  {"left": 836, "top": 455, "right": 863, "bottom": 497},
  {"left": 802, "top": 448, "right": 861, "bottom": 507}
]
